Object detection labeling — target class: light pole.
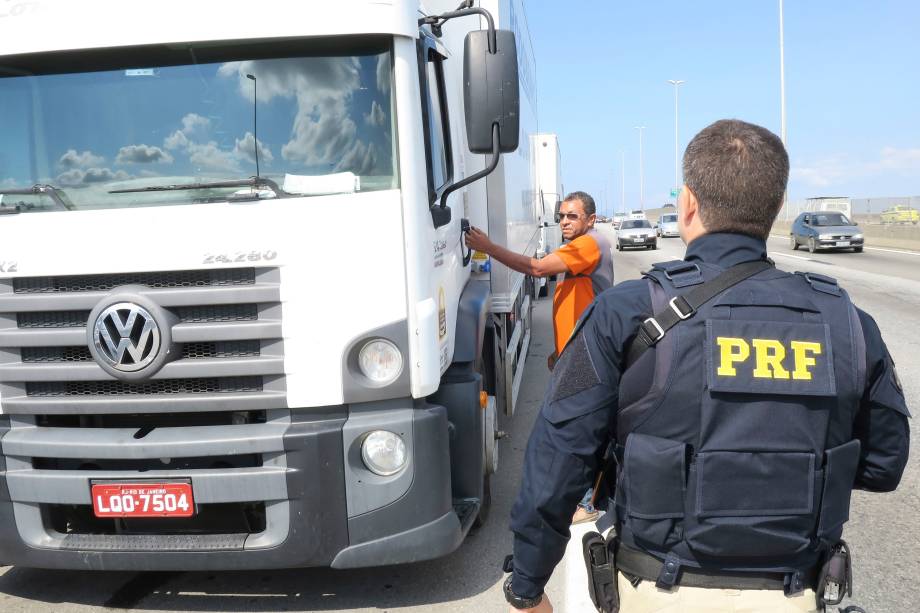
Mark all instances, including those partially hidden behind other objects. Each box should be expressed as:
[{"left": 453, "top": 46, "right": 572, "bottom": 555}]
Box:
[
  {"left": 778, "top": 0, "right": 786, "bottom": 147},
  {"left": 620, "top": 150, "right": 626, "bottom": 212},
  {"left": 667, "top": 79, "right": 685, "bottom": 191},
  {"left": 634, "top": 126, "right": 646, "bottom": 212},
  {"left": 246, "top": 73, "right": 260, "bottom": 178}
]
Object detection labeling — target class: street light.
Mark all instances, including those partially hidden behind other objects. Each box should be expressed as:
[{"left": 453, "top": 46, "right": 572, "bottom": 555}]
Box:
[
  {"left": 634, "top": 126, "right": 646, "bottom": 212},
  {"left": 667, "top": 79, "right": 685, "bottom": 191},
  {"left": 246, "top": 73, "right": 260, "bottom": 178},
  {"left": 778, "top": 0, "right": 786, "bottom": 147},
  {"left": 620, "top": 150, "right": 626, "bottom": 212}
]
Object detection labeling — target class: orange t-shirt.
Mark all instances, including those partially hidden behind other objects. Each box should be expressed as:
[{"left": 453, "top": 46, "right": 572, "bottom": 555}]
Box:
[{"left": 552, "top": 234, "right": 602, "bottom": 354}]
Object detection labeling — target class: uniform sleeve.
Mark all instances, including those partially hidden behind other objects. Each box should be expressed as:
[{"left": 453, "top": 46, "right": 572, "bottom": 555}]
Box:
[
  {"left": 554, "top": 234, "right": 601, "bottom": 276},
  {"left": 852, "top": 308, "right": 911, "bottom": 492},
  {"left": 507, "top": 282, "right": 651, "bottom": 599}
]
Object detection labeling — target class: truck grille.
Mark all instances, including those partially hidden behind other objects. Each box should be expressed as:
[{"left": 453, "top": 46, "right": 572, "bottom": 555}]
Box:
[
  {"left": 13, "top": 268, "right": 254, "bottom": 293},
  {"left": 0, "top": 268, "right": 291, "bottom": 553},
  {"left": 0, "top": 267, "right": 286, "bottom": 414}
]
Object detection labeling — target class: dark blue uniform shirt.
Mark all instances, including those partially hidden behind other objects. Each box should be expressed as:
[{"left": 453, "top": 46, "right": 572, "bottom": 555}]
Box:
[{"left": 509, "top": 232, "right": 911, "bottom": 599}]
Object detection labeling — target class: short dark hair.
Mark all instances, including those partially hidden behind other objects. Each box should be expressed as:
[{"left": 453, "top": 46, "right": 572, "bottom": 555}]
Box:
[
  {"left": 563, "top": 191, "right": 596, "bottom": 216},
  {"left": 682, "top": 119, "right": 789, "bottom": 240}
]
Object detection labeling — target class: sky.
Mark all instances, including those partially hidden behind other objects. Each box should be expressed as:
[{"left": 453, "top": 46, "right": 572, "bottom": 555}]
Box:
[{"left": 525, "top": 1, "right": 920, "bottom": 216}]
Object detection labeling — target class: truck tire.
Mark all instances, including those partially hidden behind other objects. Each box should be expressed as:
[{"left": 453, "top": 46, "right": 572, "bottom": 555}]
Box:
[{"left": 854, "top": 246, "right": 863, "bottom": 253}]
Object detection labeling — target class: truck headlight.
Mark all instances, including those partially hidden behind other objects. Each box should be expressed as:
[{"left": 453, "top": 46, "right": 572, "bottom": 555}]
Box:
[
  {"left": 361, "top": 430, "right": 408, "bottom": 476},
  {"left": 358, "top": 339, "right": 403, "bottom": 384}
]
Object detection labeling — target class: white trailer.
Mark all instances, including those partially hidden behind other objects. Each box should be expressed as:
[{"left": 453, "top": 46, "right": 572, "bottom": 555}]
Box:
[
  {"left": 0, "top": 0, "right": 539, "bottom": 570},
  {"left": 532, "top": 133, "right": 563, "bottom": 297}
]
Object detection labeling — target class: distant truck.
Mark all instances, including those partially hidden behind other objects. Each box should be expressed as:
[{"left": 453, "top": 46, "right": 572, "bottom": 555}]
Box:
[
  {"left": 612, "top": 211, "right": 628, "bottom": 228},
  {"left": 0, "top": 0, "right": 541, "bottom": 572},
  {"left": 806, "top": 196, "right": 851, "bottom": 218},
  {"left": 532, "top": 133, "right": 562, "bottom": 297},
  {"left": 628, "top": 209, "right": 647, "bottom": 220},
  {"left": 880, "top": 205, "right": 919, "bottom": 225}
]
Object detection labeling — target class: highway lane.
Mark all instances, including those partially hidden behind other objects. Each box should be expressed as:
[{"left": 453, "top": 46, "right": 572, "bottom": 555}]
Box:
[{"left": 0, "top": 225, "right": 915, "bottom": 612}]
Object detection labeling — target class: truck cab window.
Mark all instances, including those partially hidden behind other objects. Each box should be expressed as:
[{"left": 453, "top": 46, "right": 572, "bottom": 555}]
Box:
[{"left": 421, "top": 47, "right": 453, "bottom": 203}]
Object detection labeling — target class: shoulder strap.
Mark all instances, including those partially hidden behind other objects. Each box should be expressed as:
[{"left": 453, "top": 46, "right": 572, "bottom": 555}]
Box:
[{"left": 625, "top": 260, "right": 774, "bottom": 367}]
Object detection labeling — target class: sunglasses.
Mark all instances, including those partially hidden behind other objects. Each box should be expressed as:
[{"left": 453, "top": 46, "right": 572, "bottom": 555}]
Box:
[{"left": 557, "top": 212, "right": 587, "bottom": 221}]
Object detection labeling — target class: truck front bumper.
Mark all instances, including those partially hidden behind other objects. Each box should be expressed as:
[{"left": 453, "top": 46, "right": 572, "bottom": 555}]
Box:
[{"left": 0, "top": 402, "right": 459, "bottom": 571}]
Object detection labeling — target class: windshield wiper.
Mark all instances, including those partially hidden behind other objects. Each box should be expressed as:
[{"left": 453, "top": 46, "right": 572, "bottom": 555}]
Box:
[
  {"left": 109, "top": 176, "right": 288, "bottom": 199},
  {"left": 0, "top": 184, "right": 72, "bottom": 213}
]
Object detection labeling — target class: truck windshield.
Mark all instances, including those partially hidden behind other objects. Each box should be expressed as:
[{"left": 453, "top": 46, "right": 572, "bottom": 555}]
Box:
[{"left": 0, "top": 38, "right": 397, "bottom": 212}]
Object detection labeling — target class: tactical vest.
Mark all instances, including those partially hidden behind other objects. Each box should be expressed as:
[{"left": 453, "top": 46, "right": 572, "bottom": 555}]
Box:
[{"left": 613, "top": 259, "right": 866, "bottom": 578}]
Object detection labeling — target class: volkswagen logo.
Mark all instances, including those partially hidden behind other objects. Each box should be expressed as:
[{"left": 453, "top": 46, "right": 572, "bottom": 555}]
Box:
[{"left": 92, "top": 302, "right": 162, "bottom": 372}]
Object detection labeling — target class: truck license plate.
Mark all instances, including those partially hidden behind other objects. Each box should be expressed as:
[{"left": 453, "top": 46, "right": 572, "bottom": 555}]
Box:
[
  {"left": 835, "top": 241, "right": 850, "bottom": 247},
  {"left": 91, "top": 482, "right": 194, "bottom": 518}
]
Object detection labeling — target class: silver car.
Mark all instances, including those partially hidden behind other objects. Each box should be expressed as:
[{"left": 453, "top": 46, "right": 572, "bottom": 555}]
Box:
[
  {"left": 616, "top": 219, "right": 657, "bottom": 250},
  {"left": 657, "top": 213, "right": 679, "bottom": 238}
]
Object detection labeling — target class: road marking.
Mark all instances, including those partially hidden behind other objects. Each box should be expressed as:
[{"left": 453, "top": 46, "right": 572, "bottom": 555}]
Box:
[
  {"left": 768, "top": 234, "right": 920, "bottom": 256},
  {"left": 769, "top": 252, "right": 818, "bottom": 262}
]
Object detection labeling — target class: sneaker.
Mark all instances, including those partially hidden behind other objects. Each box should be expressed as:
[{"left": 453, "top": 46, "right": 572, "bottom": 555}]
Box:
[{"left": 572, "top": 506, "right": 599, "bottom": 525}]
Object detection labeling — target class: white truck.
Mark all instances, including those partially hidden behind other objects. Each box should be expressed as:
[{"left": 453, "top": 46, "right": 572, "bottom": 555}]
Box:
[
  {"left": 0, "top": 0, "right": 540, "bottom": 571},
  {"left": 532, "top": 133, "right": 562, "bottom": 297}
]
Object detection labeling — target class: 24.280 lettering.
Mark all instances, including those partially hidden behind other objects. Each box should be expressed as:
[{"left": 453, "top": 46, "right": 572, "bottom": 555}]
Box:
[{"left": 202, "top": 250, "right": 277, "bottom": 265}]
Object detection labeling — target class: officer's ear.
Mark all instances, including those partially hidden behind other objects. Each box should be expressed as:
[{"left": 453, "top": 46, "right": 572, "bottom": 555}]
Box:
[{"left": 679, "top": 185, "right": 707, "bottom": 241}]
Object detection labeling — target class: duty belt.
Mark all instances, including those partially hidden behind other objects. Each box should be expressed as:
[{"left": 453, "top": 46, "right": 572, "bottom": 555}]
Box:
[{"left": 616, "top": 544, "right": 819, "bottom": 592}]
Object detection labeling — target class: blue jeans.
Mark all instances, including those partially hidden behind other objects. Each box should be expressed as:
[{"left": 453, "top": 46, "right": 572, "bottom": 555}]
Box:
[{"left": 578, "top": 488, "right": 595, "bottom": 513}]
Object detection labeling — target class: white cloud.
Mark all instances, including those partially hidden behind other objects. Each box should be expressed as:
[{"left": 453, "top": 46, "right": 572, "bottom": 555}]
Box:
[
  {"left": 364, "top": 100, "right": 386, "bottom": 127},
  {"left": 234, "top": 132, "right": 275, "bottom": 165},
  {"left": 58, "top": 149, "right": 104, "bottom": 170},
  {"left": 336, "top": 141, "right": 378, "bottom": 176},
  {"left": 376, "top": 54, "right": 390, "bottom": 94},
  {"left": 164, "top": 130, "right": 190, "bottom": 151},
  {"left": 56, "top": 167, "right": 131, "bottom": 187},
  {"left": 187, "top": 142, "right": 241, "bottom": 173},
  {"left": 115, "top": 144, "right": 174, "bottom": 165},
  {"left": 181, "top": 113, "right": 210, "bottom": 134},
  {"left": 219, "top": 57, "right": 367, "bottom": 169},
  {"left": 0, "top": 178, "right": 18, "bottom": 189}
]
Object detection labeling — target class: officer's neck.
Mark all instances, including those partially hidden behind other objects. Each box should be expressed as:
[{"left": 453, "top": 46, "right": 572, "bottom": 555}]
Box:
[{"left": 684, "top": 232, "right": 768, "bottom": 267}]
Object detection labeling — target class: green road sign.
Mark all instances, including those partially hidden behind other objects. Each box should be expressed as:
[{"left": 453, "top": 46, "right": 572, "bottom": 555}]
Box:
[{"left": 670, "top": 188, "right": 681, "bottom": 197}]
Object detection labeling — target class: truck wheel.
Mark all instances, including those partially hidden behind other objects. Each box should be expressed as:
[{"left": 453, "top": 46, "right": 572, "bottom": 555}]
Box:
[
  {"left": 473, "top": 473, "right": 491, "bottom": 528},
  {"left": 807, "top": 237, "right": 817, "bottom": 253},
  {"left": 790, "top": 235, "right": 798, "bottom": 250},
  {"left": 854, "top": 246, "right": 863, "bottom": 253}
]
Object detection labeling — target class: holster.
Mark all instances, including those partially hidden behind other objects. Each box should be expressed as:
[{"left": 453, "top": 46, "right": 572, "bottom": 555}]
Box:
[
  {"left": 816, "top": 540, "right": 853, "bottom": 608},
  {"left": 582, "top": 531, "right": 619, "bottom": 613}
]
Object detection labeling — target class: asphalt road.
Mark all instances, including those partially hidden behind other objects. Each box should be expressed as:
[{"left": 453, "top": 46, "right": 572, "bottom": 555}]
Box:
[{"left": 0, "top": 225, "right": 916, "bottom": 613}]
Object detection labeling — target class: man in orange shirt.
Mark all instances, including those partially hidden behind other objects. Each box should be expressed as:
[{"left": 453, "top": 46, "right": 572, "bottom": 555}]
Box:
[
  {"left": 465, "top": 191, "right": 613, "bottom": 524},
  {"left": 465, "top": 190, "right": 614, "bottom": 367}
]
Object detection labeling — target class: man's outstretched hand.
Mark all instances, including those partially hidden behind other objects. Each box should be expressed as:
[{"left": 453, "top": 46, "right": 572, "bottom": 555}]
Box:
[{"left": 464, "top": 226, "right": 493, "bottom": 253}]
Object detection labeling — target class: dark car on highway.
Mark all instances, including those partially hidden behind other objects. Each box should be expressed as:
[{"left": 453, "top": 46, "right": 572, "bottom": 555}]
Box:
[{"left": 790, "top": 211, "right": 864, "bottom": 253}]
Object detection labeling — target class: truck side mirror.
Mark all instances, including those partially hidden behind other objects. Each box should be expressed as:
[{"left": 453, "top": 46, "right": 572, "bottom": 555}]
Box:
[
  {"left": 554, "top": 200, "right": 562, "bottom": 223},
  {"left": 463, "top": 29, "right": 520, "bottom": 154}
]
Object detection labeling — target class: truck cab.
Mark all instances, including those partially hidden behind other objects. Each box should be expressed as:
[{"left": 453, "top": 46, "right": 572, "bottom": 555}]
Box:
[{"left": 0, "top": 0, "right": 538, "bottom": 571}]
